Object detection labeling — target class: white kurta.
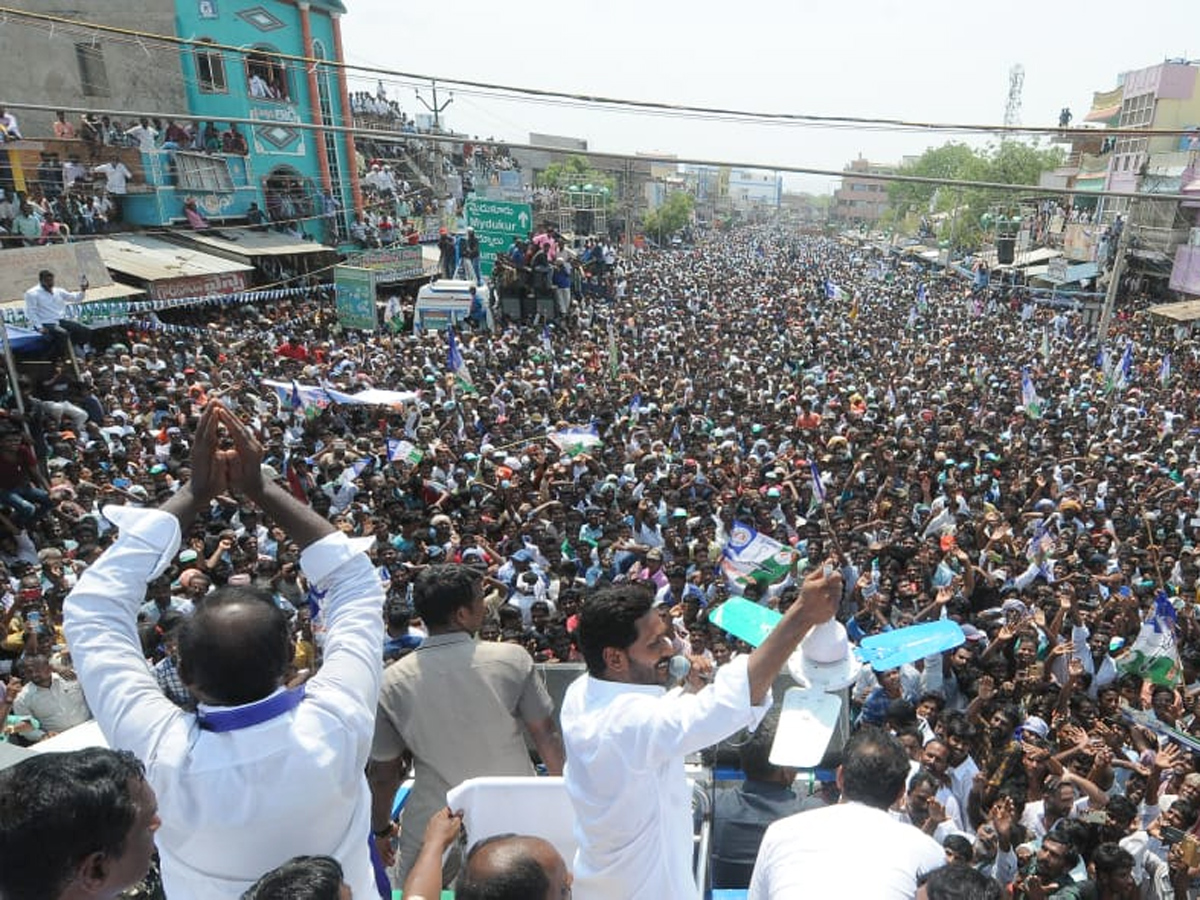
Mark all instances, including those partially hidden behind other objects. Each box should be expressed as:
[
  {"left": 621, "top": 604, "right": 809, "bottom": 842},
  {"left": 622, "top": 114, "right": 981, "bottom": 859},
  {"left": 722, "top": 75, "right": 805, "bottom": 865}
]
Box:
[
  {"left": 561, "top": 656, "right": 769, "bottom": 900},
  {"left": 63, "top": 506, "right": 383, "bottom": 900},
  {"left": 749, "top": 802, "right": 946, "bottom": 899}
]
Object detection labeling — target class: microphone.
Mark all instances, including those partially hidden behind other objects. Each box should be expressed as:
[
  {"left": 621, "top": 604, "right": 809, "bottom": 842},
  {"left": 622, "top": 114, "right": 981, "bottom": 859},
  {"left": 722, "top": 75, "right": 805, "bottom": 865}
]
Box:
[{"left": 667, "top": 655, "right": 691, "bottom": 682}]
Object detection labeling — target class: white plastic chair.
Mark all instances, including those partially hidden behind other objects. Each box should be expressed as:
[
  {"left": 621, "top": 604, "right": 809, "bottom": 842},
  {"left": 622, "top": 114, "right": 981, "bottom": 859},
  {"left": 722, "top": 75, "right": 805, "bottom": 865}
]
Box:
[{"left": 445, "top": 776, "right": 577, "bottom": 875}]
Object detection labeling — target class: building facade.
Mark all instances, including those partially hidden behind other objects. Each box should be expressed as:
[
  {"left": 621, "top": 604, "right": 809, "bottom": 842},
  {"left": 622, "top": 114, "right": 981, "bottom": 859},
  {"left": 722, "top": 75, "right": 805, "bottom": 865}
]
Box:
[
  {"left": 143, "top": 0, "right": 360, "bottom": 242},
  {"left": 0, "top": 0, "right": 186, "bottom": 139},
  {"left": 1093, "top": 62, "right": 1200, "bottom": 294},
  {"left": 833, "top": 157, "right": 893, "bottom": 224},
  {"left": 727, "top": 168, "right": 782, "bottom": 210}
]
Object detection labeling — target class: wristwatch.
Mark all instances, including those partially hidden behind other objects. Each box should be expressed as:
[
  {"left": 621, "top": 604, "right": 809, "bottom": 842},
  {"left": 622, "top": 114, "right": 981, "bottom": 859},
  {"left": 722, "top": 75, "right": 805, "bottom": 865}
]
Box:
[{"left": 372, "top": 823, "right": 394, "bottom": 838}]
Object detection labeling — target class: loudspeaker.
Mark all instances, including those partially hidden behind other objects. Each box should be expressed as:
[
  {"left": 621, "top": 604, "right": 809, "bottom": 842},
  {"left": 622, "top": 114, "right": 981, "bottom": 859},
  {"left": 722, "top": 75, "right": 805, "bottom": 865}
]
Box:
[{"left": 996, "top": 237, "right": 1016, "bottom": 265}]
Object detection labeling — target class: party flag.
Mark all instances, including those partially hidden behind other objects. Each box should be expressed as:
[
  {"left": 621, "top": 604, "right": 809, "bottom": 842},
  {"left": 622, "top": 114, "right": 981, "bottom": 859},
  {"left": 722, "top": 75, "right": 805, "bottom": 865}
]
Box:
[
  {"left": 549, "top": 425, "right": 602, "bottom": 458},
  {"left": 1021, "top": 367, "right": 1042, "bottom": 419},
  {"left": 721, "top": 521, "right": 796, "bottom": 591},
  {"left": 447, "top": 327, "right": 476, "bottom": 394}
]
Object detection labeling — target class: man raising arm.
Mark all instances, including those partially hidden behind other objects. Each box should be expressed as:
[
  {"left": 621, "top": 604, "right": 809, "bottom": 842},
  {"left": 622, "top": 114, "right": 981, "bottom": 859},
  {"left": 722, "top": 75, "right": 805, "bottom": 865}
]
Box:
[
  {"left": 560, "top": 564, "right": 842, "bottom": 900},
  {"left": 63, "top": 403, "right": 385, "bottom": 900}
]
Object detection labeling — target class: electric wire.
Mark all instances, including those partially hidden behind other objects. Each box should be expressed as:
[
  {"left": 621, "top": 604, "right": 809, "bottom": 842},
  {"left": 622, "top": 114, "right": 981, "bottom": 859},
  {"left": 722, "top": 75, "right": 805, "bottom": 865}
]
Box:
[
  {"left": 1, "top": 5, "right": 1195, "bottom": 140},
  {"left": 8, "top": 100, "right": 1194, "bottom": 203}
]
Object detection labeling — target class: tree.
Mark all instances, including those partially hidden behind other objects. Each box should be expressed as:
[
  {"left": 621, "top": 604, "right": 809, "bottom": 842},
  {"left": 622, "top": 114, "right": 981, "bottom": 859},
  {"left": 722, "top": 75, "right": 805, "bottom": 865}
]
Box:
[
  {"left": 536, "top": 154, "right": 616, "bottom": 209},
  {"left": 887, "top": 140, "right": 1065, "bottom": 249},
  {"left": 887, "top": 143, "right": 985, "bottom": 216},
  {"left": 643, "top": 191, "right": 694, "bottom": 241}
]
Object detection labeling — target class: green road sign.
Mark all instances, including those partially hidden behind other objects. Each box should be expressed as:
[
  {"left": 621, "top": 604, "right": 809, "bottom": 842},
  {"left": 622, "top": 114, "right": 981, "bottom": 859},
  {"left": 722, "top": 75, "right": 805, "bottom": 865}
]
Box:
[
  {"left": 465, "top": 199, "right": 532, "bottom": 276},
  {"left": 334, "top": 265, "right": 378, "bottom": 332}
]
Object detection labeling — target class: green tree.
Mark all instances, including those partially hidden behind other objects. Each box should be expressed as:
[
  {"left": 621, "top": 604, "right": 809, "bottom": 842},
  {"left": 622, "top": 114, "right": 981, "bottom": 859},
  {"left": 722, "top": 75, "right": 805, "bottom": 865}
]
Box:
[
  {"left": 536, "top": 154, "right": 616, "bottom": 209},
  {"left": 537, "top": 154, "right": 591, "bottom": 188},
  {"left": 643, "top": 191, "right": 694, "bottom": 240},
  {"left": 887, "top": 140, "right": 1065, "bottom": 249},
  {"left": 984, "top": 141, "right": 1065, "bottom": 188},
  {"left": 886, "top": 143, "right": 986, "bottom": 218}
]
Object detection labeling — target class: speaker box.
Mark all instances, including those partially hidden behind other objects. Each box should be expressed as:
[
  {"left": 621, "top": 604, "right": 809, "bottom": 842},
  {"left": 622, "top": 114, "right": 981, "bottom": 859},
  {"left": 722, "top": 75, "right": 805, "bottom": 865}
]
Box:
[{"left": 996, "top": 237, "right": 1016, "bottom": 265}]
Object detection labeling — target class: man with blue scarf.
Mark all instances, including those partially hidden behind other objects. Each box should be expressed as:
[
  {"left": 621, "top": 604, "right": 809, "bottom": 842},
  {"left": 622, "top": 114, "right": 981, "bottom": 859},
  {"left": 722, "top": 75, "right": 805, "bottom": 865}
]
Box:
[{"left": 64, "top": 401, "right": 386, "bottom": 900}]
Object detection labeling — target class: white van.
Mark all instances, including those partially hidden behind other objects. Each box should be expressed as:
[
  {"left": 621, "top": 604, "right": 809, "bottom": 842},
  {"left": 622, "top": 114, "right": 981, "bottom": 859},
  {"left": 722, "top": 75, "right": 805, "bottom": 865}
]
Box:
[{"left": 413, "top": 279, "right": 493, "bottom": 331}]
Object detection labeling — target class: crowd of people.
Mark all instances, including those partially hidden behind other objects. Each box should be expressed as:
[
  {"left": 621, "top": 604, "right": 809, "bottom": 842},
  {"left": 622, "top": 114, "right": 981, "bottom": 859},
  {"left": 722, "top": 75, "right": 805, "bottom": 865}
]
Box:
[{"left": 1, "top": 222, "right": 1200, "bottom": 898}]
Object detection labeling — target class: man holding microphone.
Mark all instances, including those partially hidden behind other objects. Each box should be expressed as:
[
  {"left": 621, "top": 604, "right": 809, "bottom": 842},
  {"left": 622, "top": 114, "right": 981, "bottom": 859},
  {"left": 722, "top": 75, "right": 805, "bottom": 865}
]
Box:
[{"left": 561, "top": 563, "right": 843, "bottom": 899}]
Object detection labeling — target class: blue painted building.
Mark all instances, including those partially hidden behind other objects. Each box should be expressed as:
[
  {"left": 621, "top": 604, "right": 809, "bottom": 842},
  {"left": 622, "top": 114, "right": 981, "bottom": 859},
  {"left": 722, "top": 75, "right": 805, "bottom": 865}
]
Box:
[{"left": 123, "top": 0, "right": 361, "bottom": 245}]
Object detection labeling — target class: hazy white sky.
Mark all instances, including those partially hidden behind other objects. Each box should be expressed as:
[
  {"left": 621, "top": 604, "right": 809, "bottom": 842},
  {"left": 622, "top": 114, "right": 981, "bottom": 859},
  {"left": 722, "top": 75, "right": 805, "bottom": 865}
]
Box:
[{"left": 342, "top": 1, "right": 1200, "bottom": 193}]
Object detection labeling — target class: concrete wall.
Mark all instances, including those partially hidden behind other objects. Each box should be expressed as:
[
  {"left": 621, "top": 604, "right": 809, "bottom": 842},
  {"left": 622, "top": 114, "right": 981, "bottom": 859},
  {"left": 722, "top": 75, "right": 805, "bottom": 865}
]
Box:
[{"left": 0, "top": 1, "right": 186, "bottom": 139}]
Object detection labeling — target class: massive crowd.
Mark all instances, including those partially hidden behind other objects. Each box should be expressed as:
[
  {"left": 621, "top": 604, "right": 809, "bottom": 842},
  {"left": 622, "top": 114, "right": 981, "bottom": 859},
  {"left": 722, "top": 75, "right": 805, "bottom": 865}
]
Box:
[{"left": 2, "top": 222, "right": 1200, "bottom": 898}]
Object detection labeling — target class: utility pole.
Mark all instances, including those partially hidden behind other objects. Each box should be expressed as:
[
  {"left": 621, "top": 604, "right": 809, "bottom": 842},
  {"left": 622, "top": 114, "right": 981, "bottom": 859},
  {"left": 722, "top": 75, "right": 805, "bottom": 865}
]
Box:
[
  {"left": 946, "top": 187, "right": 962, "bottom": 274},
  {"left": 1096, "top": 199, "right": 1136, "bottom": 342},
  {"left": 623, "top": 157, "right": 635, "bottom": 256},
  {"left": 414, "top": 79, "right": 452, "bottom": 131}
]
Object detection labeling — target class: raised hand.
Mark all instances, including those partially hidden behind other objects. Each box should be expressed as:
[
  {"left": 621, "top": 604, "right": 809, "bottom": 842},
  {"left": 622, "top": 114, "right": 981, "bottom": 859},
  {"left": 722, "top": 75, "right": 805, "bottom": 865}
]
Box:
[
  {"left": 187, "top": 403, "right": 229, "bottom": 502},
  {"left": 793, "top": 560, "right": 842, "bottom": 627},
  {"left": 214, "top": 404, "right": 265, "bottom": 501},
  {"left": 990, "top": 796, "right": 1016, "bottom": 843},
  {"left": 1155, "top": 744, "right": 1182, "bottom": 772},
  {"left": 976, "top": 674, "right": 997, "bottom": 702},
  {"left": 1047, "top": 641, "right": 1075, "bottom": 660},
  {"left": 423, "top": 807, "right": 463, "bottom": 852}
]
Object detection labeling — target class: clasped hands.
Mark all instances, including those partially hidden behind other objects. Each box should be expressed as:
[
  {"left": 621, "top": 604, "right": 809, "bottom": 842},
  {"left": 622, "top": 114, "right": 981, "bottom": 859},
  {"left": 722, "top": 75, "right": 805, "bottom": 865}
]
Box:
[{"left": 188, "top": 401, "right": 266, "bottom": 504}]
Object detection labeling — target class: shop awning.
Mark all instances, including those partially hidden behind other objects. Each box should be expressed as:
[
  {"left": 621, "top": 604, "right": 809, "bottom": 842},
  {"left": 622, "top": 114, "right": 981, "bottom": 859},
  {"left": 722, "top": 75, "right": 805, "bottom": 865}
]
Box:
[
  {"left": 170, "top": 228, "right": 338, "bottom": 262},
  {"left": 95, "top": 235, "right": 253, "bottom": 282},
  {"left": 95, "top": 235, "right": 255, "bottom": 301},
  {"left": 977, "top": 247, "right": 1063, "bottom": 269},
  {"left": 1149, "top": 299, "right": 1200, "bottom": 322}
]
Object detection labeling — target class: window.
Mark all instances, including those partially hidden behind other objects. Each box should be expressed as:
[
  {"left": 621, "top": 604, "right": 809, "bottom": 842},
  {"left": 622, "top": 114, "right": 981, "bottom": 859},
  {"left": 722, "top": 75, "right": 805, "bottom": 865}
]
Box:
[
  {"left": 245, "top": 49, "right": 290, "bottom": 102},
  {"left": 176, "top": 152, "right": 235, "bottom": 192},
  {"left": 196, "top": 40, "right": 227, "bottom": 93},
  {"left": 75, "top": 43, "right": 110, "bottom": 97}
]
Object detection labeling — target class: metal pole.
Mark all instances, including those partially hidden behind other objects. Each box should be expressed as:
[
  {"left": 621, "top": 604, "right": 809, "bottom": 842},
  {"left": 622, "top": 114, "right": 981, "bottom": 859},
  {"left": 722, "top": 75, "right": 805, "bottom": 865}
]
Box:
[
  {"left": 946, "top": 188, "right": 962, "bottom": 274},
  {"left": 0, "top": 319, "right": 25, "bottom": 420},
  {"left": 1096, "top": 203, "right": 1135, "bottom": 343}
]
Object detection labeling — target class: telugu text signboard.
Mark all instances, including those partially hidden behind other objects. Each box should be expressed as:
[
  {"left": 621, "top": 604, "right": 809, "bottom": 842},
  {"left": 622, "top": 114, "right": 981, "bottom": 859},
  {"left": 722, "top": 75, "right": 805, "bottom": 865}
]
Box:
[
  {"left": 355, "top": 245, "right": 426, "bottom": 282},
  {"left": 149, "top": 271, "right": 249, "bottom": 301},
  {"left": 465, "top": 199, "right": 532, "bottom": 276},
  {"left": 334, "top": 265, "right": 377, "bottom": 332}
]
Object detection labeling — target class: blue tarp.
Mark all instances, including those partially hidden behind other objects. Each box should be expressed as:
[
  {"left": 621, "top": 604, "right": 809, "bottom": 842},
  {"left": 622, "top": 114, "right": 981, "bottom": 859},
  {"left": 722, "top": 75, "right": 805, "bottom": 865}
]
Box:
[{"left": 5, "top": 326, "right": 48, "bottom": 354}]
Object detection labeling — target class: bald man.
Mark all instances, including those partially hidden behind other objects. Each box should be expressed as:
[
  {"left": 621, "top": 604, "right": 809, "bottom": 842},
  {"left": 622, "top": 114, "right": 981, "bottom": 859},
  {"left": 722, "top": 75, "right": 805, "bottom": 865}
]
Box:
[{"left": 403, "top": 809, "right": 572, "bottom": 900}]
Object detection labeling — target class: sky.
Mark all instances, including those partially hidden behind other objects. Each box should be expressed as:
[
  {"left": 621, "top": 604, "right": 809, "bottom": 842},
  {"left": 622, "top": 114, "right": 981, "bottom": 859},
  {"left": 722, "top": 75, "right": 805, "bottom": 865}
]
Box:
[{"left": 342, "top": 1, "right": 1200, "bottom": 194}]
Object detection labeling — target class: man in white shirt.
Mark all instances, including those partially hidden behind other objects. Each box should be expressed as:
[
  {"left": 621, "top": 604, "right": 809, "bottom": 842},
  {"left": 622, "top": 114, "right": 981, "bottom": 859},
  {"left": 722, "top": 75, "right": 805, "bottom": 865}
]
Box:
[
  {"left": 943, "top": 711, "right": 982, "bottom": 817},
  {"left": 560, "top": 566, "right": 842, "bottom": 900},
  {"left": 62, "top": 157, "right": 88, "bottom": 190},
  {"left": 24, "top": 269, "right": 92, "bottom": 359},
  {"left": 0, "top": 106, "right": 20, "bottom": 139},
  {"left": 124, "top": 117, "right": 158, "bottom": 152},
  {"left": 749, "top": 729, "right": 946, "bottom": 899},
  {"left": 93, "top": 156, "right": 132, "bottom": 195},
  {"left": 63, "top": 402, "right": 385, "bottom": 900}
]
